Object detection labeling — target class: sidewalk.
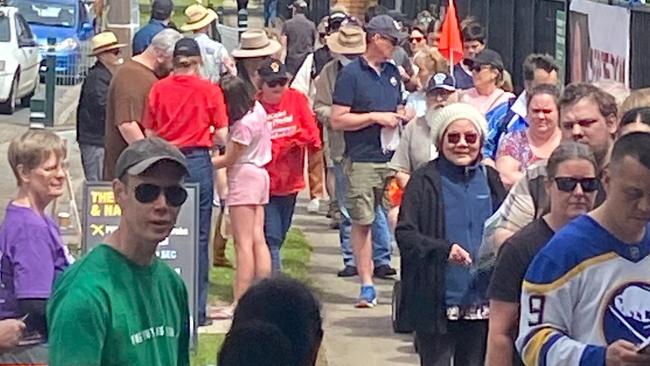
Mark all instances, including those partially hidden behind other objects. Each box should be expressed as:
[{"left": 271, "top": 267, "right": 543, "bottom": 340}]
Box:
[{"left": 293, "top": 196, "right": 420, "bottom": 366}]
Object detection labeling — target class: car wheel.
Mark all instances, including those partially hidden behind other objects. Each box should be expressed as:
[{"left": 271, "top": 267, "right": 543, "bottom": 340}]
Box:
[
  {"left": 0, "top": 76, "right": 17, "bottom": 115},
  {"left": 20, "top": 83, "right": 36, "bottom": 108}
]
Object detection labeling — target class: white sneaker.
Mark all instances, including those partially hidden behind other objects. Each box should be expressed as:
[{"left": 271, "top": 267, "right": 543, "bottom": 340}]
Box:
[{"left": 307, "top": 198, "right": 320, "bottom": 214}]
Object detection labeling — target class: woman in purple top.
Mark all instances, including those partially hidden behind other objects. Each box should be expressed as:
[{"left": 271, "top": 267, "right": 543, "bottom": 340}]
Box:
[{"left": 0, "top": 130, "right": 70, "bottom": 362}]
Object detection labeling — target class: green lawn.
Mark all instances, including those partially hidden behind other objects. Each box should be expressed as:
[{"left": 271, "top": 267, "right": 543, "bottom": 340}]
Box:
[{"left": 191, "top": 228, "right": 314, "bottom": 366}]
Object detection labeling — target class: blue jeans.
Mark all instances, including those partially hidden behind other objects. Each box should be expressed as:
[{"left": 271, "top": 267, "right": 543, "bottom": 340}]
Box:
[
  {"left": 334, "top": 163, "right": 392, "bottom": 267},
  {"left": 183, "top": 149, "right": 214, "bottom": 325},
  {"left": 264, "top": 0, "right": 278, "bottom": 26},
  {"left": 264, "top": 193, "right": 298, "bottom": 273}
]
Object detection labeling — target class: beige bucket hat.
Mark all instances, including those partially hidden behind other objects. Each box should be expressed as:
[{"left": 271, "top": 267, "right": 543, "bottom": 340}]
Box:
[
  {"left": 180, "top": 4, "right": 218, "bottom": 32},
  {"left": 89, "top": 31, "right": 126, "bottom": 56},
  {"left": 231, "top": 30, "right": 282, "bottom": 59},
  {"left": 326, "top": 25, "right": 366, "bottom": 55}
]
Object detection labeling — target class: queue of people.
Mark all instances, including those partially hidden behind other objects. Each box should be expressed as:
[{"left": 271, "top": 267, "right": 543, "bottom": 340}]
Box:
[{"left": 1, "top": 2, "right": 650, "bottom": 366}]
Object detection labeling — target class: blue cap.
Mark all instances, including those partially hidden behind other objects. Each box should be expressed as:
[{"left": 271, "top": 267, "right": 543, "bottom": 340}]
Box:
[{"left": 426, "top": 73, "right": 456, "bottom": 93}]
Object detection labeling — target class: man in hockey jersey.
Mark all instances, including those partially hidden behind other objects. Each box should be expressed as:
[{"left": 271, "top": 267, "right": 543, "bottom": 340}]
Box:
[{"left": 516, "top": 132, "right": 650, "bottom": 366}]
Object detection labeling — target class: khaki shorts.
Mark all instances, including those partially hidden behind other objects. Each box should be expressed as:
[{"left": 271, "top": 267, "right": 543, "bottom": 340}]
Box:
[{"left": 344, "top": 160, "right": 394, "bottom": 226}]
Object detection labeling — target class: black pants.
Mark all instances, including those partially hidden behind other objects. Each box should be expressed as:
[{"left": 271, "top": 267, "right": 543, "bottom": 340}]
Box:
[
  {"left": 237, "top": 0, "right": 248, "bottom": 11},
  {"left": 416, "top": 320, "right": 488, "bottom": 366}
]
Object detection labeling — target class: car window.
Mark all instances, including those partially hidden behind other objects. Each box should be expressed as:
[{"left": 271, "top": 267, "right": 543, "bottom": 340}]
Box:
[
  {"left": 7, "top": 0, "right": 77, "bottom": 28},
  {"left": 0, "top": 14, "right": 9, "bottom": 42},
  {"left": 16, "top": 14, "right": 34, "bottom": 41}
]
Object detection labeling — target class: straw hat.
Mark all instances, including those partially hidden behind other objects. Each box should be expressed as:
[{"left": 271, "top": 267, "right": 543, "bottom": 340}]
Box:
[
  {"left": 180, "top": 4, "right": 218, "bottom": 32},
  {"left": 89, "top": 31, "right": 126, "bottom": 56},
  {"left": 231, "top": 30, "right": 282, "bottom": 59},
  {"left": 326, "top": 26, "right": 366, "bottom": 55}
]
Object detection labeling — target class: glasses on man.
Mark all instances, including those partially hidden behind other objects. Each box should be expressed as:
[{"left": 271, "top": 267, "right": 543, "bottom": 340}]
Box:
[
  {"left": 554, "top": 177, "right": 599, "bottom": 193},
  {"left": 447, "top": 132, "right": 479, "bottom": 144},
  {"left": 266, "top": 78, "right": 288, "bottom": 88},
  {"left": 410, "top": 36, "right": 424, "bottom": 43},
  {"left": 134, "top": 183, "right": 188, "bottom": 207}
]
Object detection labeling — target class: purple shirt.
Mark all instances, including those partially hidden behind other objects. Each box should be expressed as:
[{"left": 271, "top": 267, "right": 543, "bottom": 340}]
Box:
[{"left": 0, "top": 204, "right": 69, "bottom": 319}]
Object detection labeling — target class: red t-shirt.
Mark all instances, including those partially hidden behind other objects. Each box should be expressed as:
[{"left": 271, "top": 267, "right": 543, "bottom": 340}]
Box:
[
  {"left": 259, "top": 88, "right": 321, "bottom": 196},
  {"left": 143, "top": 74, "right": 228, "bottom": 149}
]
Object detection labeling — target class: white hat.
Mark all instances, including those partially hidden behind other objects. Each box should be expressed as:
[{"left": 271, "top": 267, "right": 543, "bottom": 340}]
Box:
[{"left": 428, "top": 103, "right": 488, "bottom": 147}]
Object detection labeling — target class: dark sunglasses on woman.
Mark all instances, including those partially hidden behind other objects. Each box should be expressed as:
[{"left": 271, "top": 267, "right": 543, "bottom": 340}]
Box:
[
  {"left": 134, "top": 183, "right": 188, "bottom": 207},
  {"left": 447, "top": 132, "right": 479, "bottom": 144},
  {"left": 554, "top": 177, "right": 599, "bottom": 193},
  {"left": 267, "top": 78, "right": 288, "bottom": 88}
]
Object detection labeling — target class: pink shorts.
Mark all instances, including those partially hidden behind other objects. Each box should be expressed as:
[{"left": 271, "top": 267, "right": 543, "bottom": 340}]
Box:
[{"left": 226, "top": 163, "right": 270, "bottom": 206}]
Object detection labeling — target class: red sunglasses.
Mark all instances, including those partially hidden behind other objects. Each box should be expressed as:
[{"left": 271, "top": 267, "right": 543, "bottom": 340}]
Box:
[{"left": 447, "top": 132, "right": 479, "bottom": 144}]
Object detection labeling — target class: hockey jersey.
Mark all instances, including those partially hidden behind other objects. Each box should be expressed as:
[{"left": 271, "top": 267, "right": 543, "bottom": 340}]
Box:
[{"left": 516, "top": 215, "right": 650, "bottom": 366}]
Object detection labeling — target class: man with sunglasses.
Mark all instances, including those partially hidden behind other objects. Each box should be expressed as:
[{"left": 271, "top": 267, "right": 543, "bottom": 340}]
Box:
[
  {"left": 331, "top": 14, "right": 410, "bottom": 307},
  {"left": 77, "top": 31, "right": 125, "bottom": 182},
  {"left": 493, "top": 83, "right": 617, "bottom": 246},
  {"left": 48, "top": 137, "right": 191, "bottom": 366},
  {"left": 517, "top": 132, "right": 650, "bottom": 366}
]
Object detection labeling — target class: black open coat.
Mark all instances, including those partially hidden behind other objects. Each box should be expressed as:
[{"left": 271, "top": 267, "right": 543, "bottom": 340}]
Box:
[{"left": 394, "top": 159, "right": 506, "bottom": 334}]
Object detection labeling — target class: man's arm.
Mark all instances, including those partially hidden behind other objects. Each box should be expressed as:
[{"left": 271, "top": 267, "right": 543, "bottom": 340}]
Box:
[
  {"left": 486, "top": 300, "right": 518, "bottom": 366},
  {"left": 118, "top": 122, "right": 145, "bottom": 144},
  {"left": 494, "top": 171, "right": 537, "bottom": 246}
]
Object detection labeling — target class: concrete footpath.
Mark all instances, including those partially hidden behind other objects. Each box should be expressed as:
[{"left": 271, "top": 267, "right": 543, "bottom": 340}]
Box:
[{"left": 292, "top": 197, "right": 420, "bottom": 366}]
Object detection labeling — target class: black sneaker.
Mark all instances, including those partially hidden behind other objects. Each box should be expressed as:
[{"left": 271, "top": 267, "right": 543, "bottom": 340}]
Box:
[
  {"left": 337, "top": 265, "right": 358, "bottom": 277},
  {"left": 374, "top": 265, "right": 397, "bottom": 279}
]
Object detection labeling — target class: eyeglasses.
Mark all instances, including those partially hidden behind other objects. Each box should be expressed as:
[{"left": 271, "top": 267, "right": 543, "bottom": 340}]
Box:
[
  {"left": 554, "top": 177, "right": 599, "bottom": 193},
  {"left": 134, "top": 183, "right": 188, "bottom": 207},
  {"left": 410, "top": 36, "right": 424, "bottom": 43},
  {"left": 380, "top": 35, "right": 398, "bottom": 46},
  {"left": 561, "top": 119, "right": 599, "bottom": 130},
  {"left": 266, "top": 78, "right": 288, "bottom": 88},
  {"left": 447, "top": 132, "right": 479, "bottom": 144},
  {"left": 471, "top": 65, "right": 492, "bottom": 73}
]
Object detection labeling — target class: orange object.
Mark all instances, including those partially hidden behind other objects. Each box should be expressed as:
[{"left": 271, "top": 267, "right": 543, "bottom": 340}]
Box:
[
  {"left": 387, "top": 178, "right": 404, "bottom": 207},
  {"left": 438, "top": 0, "right": 464, "bottom": 65}
]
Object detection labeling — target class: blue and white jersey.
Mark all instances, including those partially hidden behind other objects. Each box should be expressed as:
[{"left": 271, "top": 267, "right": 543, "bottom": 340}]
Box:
[{"left": 516, "top": 215, "right": 650, "bottom": 366}]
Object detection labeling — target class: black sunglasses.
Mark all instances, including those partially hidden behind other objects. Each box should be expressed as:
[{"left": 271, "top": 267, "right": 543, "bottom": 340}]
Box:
[
  {"left": 554, "top": 177, "right": 599, "bottom": 193},
  {"left": 266, "top": 78, "right": 288, "bottom": 88},
  {"left": 134, "top": 183, "right": 188, "bottom": 207}
]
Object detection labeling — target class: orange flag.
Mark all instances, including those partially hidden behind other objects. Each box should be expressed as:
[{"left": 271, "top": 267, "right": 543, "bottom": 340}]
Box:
[{"left": 438, "top": 0, "right": 464, "bottom": 66}]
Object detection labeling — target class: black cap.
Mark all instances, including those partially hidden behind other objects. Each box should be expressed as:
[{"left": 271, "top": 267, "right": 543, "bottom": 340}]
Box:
[
  {"left": 365, "top": 14, "right": 407, "bottom": 42},
  {"left": 115, "top": 137, "right": 188, "bottom": 179},
  {"left": 258, "top": 58, "right": 289, "bottom": 83},
  {"left": 151, "top": 0, "right": 174, "bottom": 20},
  {"left": 426, "top": 73, "right": 456, "bottom": 93},
  {"left": 464, "top": 49, "right": 505, "bottom": 71},
  {"left": 292, "top": 0, "right": 308, "bottom": 9},
  {"left": 173, "top": 37, "right": 201, "bottom": 58}
]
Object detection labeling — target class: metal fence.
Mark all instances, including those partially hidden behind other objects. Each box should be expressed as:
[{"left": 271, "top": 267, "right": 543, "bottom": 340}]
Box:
[
  {"left": 45, "top": 39, "right": 96, "bottom": 86},
  {"left": 216, "top": 24, "right": 242, "bottom": 54}
]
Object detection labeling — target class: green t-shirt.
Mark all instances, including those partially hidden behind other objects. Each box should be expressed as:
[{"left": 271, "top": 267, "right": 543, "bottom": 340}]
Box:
[{"left": 47, "top": 244, "right": 190, "bottom": 366}]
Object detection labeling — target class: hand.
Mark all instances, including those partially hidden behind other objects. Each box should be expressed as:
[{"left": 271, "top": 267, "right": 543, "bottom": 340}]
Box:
[
  {"left": 397, "top": 107, "right": 415, "bottom": 122},
  {"left": 449, "top": 244, "right": 472, "bottom": 266},
  {"left": 398, "top": 66, "right": 410, "bottom": 82},
  {"left": 371, "top": 112, "right": 401, "bottom": 128},
  {"left": 0, "top": 319, "right": 25, "bottom": 349},
  {"left": 606, "top": 340, "right": 650, "bottom": 365},
  {"left": 222, "top": 56, "right": 237, "bottom": 76}
]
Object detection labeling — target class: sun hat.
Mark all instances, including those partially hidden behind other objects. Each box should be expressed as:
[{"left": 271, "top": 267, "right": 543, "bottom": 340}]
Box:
[
  {"left": 231, "top": 30, "right": 282, "bottom": 59},
  {"left": 326, "top": 26, "right": 366, "bottom": 55},
  {"left": 89, "top": 31, "right": 126, "bottom": 56},
  {"left": 115, "top": 137, "right": 188, "bottom": 179},
  {"left": 428, "top": 103, "right": 488, "bottom": 147},
  {"left": 180, "top": 4, "right": 218, "bottom": 32}
]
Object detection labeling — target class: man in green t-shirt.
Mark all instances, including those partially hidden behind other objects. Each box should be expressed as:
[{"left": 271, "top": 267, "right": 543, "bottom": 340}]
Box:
[{"left": 47, "top": 137, "right": 191, "bottom": 366}]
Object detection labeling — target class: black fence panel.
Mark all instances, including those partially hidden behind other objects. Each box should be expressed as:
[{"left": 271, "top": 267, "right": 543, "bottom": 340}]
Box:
[
  {"left": 486, "top": 0, "right": 516, "bottom": 76},
  {"left": 630, "top": 8, "right": 650, "bottom": 89}
]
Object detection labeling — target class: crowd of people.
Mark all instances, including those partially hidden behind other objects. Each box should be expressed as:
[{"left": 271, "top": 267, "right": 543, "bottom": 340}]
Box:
[{"left": 0, "top": 0, "right": 650, "bottom": 365}]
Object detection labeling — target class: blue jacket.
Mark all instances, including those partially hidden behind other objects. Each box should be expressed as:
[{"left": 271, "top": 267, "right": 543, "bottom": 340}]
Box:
[{"left": 132, "top": 19, "right": 167, "bottom": 56}]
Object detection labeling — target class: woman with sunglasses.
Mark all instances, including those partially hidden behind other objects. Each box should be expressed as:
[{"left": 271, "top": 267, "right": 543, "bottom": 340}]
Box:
[
  {"left": 408, "top": 26, "right": 428, "bottom": 57},
  {"left": 212, "top": 75, "right": 272, "bottom": 314},
  {"left": 256, "top": 58, "right": 321, "bottom": 273},
  {"left": 486, "top": 141, "right": 599, "bottom": 366},
  {"left": 496, "top": 84, "right": 562, "bottom": 188},
  {"left": 395, "top": 103, "right": 506, "bottom": 366},
  {"left": 143, "top": 37, "right": 229, "bottom": 326}
]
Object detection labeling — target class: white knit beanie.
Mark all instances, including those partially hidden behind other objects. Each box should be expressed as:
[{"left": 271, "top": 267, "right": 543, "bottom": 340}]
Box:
[{"left": 427, "top": 103, "right": 488, "bottom": 147}]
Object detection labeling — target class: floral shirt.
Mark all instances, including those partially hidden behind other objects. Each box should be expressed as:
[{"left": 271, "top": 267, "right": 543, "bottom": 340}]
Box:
[{"left": 496, "top": 130, "right": 541, "bottom": 172}]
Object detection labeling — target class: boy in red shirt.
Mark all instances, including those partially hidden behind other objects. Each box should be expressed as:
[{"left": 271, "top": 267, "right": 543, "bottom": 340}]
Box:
[{"left": 257, "top": 59, "right": 321, "bottom": 272}]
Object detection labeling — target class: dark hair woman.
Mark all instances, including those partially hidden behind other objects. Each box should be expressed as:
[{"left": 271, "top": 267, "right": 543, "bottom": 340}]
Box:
[{"left": 395, "top": 103, "right": 507, "bottom": 366}]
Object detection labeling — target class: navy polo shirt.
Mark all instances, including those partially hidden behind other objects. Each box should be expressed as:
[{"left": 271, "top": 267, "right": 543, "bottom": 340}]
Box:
[
  {"left": 332, "top": 56, "right": 403, "bottom": 163},
  {"left": 132, "top": 19, "right": 167, "bottom": 56}
]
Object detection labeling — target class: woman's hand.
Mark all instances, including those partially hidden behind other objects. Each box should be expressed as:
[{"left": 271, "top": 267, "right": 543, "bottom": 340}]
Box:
[{"left": 449, "top": 244, "right": 472, "bottom": 266}]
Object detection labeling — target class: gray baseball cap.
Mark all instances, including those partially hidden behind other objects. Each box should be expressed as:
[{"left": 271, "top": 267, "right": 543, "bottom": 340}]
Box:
[
  {"left": 365, "top": 14, "right": 407, "bottom": 42},
  {"left": 115, "top": 137, "right": 189, "bottom": 179}
]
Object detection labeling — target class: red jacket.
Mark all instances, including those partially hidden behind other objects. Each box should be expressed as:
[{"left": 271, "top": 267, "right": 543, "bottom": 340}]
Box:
[{"left": 259, "top": 88, "right": 321, "bottom": 196}]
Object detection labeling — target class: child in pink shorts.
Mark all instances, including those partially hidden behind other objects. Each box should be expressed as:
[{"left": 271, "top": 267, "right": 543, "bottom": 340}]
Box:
[{"left": 212, "top": 75, "right": 272, "bottom": 311}]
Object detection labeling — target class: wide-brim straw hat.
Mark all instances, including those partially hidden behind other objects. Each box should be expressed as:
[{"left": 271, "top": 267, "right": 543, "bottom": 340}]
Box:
[
  {"left": 89, "top": 31, "right": 126, "bottom": 56},
  {"left": 326, "top": 26, "right": 366, "bottom": 55},
  {"left": 231, "top": 30, "right": 282, "bottom": 59},
  {"left": 180, "top": 4, "right": 218, "bottom": 32}
]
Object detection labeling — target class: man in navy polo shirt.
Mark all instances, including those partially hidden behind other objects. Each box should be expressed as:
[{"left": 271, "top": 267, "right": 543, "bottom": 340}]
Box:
[{"left": 331, "top": 14, "right": 411, "bottom": 308}]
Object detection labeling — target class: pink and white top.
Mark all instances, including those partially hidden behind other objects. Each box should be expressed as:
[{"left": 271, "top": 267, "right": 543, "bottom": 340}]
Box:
[
  {"left": 461, "top": 88, "right": 515, "bottom": 115},
  {"left": 230, "top": 101, "right": 272, "bottom": 167}
]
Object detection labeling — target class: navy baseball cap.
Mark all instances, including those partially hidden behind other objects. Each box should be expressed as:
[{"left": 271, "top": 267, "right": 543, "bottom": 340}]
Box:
[
  {"left": 258, "top": 58, "right": 289, "bottom": 83},
  {"left": 464, "top": 49, "right": 505, "bottom": 72},
  {"left": 365, "top": 15, "right": 407, "bottom": 42},
  {"left": 426, "top": 73, "right": 456, "bottom": 93},
  {"left": 173, "top": 37, "right": 201, "bottom": 58}
]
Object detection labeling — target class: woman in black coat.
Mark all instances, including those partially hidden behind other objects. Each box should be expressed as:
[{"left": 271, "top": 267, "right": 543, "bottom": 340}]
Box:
[{"left": 395, "top": 103, "right": 506, "bottom": 366}]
